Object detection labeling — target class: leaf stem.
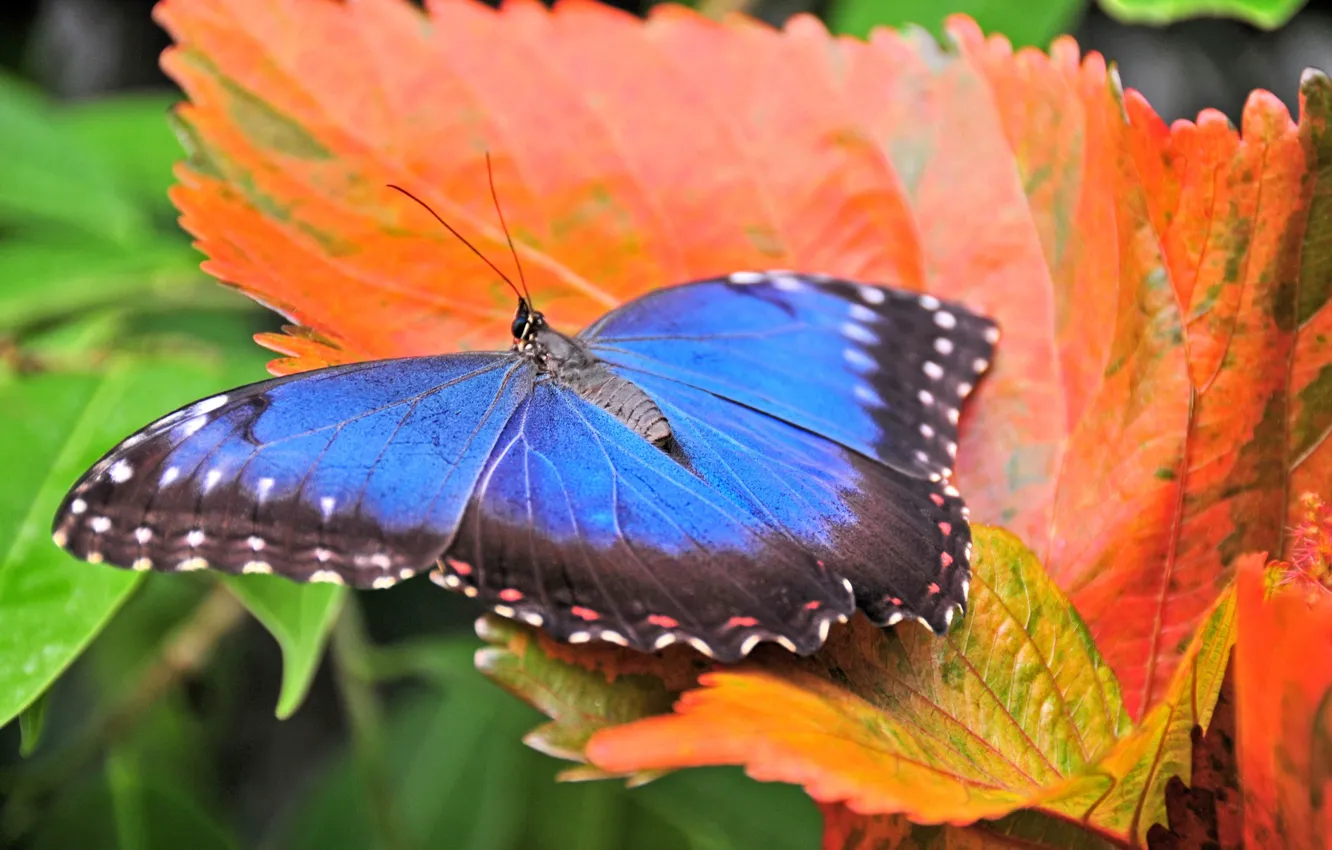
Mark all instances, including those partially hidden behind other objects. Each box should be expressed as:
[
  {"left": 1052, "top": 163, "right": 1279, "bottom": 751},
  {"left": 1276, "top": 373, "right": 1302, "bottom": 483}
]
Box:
[{"left": 330, "top": 595, "right": 411, "bottom": 850}]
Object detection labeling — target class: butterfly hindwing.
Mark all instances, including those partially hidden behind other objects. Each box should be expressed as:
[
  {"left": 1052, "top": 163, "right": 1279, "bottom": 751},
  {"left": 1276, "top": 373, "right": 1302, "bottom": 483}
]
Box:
[
  {"left": 52, "top": 353, "right": 533, "bottom": 588},
  {"left": 439, "top": 379, "right": 855, "bottom": 661},
  {"left": 624, "top": 370, "right": 971, "bottom": 633}
]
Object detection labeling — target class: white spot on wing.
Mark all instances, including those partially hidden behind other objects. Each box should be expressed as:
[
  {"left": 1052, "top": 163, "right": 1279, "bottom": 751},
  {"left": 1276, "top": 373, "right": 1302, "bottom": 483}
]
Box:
[
  {"left": 772, "top": 275, "right": 803, "bottom": 292},
  {"left": 310, "top": 569, "right": 343, "bottom": 585},
  {"left": 243, "top": 561, "right": 272, "bottom": 575},
  {"left": 161, "top": 466, "right": 180, "bottom": 486},
  {"left": 132, "top": 557, "right": 152, "bottom": 571},
  {"left": 818, "top": 618, "right": 831, "bottom": 642},
  {"left": 178, "top": 557, "right": 208, "bottom": 572},
  {"left": 52, "top": 530, "right": 67, "bottom": 547},
  {"left": 90, "top": 516, "right": 111, "bottom": 534},
  {"left": 728, "top": 271, "right": 765, "bottom": 284},
  {"left": 203, "top": 469, "right": 223, "bottom": 492},
  {"left": 320, "top": 496, "right": 336, "bottom": 517},
  {"left": 775, "top": 636, "right": 798, "bottom": 653},
  {"left": 922, "top": 361, "right": 944, "bottom": 381},
  {"left": 186, "top": 529, "right": 205, "bottom": 547},
  {"left": 984, "top": 326, "right": 1001, "bottom": 343},
  {"left": 847, "top": 304, "right": 876, "bottom": 322},
  {"left": 568, "top": 631, "right": 591, "bottom": 644},
  {"left": 957, "top": 382, "right": 974, "bottom": 397},
  {"left": 886, "top": 612, "right": 904, "bottom": 626},
  {"left": 840, "top": 322, "right": 878, "bottom": 345},
  {"left": 687, "top": 637, "right": 714, "bottom": 657},
  {"left": 858, "top": 285, "right": 886, "bottom": 304},
  {"left": 934, "top": 337, "right": 954, "bottom": 355},
  {"left": 920, "top": 423, "right": 935, "bottom": 439},
  {"left": 108, "top": 460, "right": 133, "bottom": 483},
  {"left": 933, "top": 311, "right": 958, "bottom": 329},
  {"left": 918, "top": 389, "right": 935, "bottom": 405},
  {"left": 192, "top": 395, "right": 229, "bottom": 416},
  {"left": 739, "top": 634, "right": 761, "bottom": 656},
  {"left": 493, "top": 604, "right": 515, "bottom": 618},
  {"left": 248, "top": 536, "right": 265, "bottom": 551},
  {"left": 853, "top": 384, "right": 881, "bottom": 406},
  {"left": 601, "top": 630, "right": 629, "bottom": 646},
  {"left": 919, "top": 294, "right": 941, "bottom": 310},
  {"left": 843, "top": 348, "right": 875, "bottom": 372},
  {"left": 973, "top": 358, "right": 990, "bottom": 373},
  {"left": 256, "top": 477, "right": 274, "bottom": 501},
  {"left": 135, "top": 527, "right": 152, "bottom": 544},
  {"left": 372, "top": 576, "right": 397, "bottom": 589},
  {"left": 653, "top": 633, "right": 677, "bottom": 650},
  {"left": 70, "top": 498, "right": 87, "bottom": 515},
  {"left": 175, "top": 416, "right": 208, "bottom": 438},
  {"left": 521, "top": 612, "right": 544, "bottom": 627}
]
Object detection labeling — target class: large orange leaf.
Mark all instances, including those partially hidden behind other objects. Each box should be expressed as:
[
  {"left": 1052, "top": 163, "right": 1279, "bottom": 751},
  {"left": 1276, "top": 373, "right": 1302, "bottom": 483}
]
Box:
[
  {"left": 583, "top": 528, "right": 1236, "bottom": 841},
  {"left": 155, "top": 0, "right": 1332, "bottom": 838},
  {"left": 157, "top": 0, "right": 1330, "bottom": 722},
  {"left": 1236, "top": 505, "right": 1332, "bottom": 848}
]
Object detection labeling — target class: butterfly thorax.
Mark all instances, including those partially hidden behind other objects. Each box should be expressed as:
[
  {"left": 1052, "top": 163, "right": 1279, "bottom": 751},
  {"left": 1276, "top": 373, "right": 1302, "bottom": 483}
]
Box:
[{"left": 518, "top": 311, "right": 673, "bottom": 447}]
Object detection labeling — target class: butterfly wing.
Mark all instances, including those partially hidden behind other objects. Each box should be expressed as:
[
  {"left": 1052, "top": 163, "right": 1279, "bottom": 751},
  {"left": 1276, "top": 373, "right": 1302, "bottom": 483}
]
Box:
[
  {"left": 581, "top": 272, "right": 997, "bottom": 480},
  {"left": 52, "top": 353, "right": 534, "bottom": 588},
  {"left": 440, "top": 379, "right": 855, "bottom": 661},
  {"left": 579, "top": 272, "right": 997, "bottom": 635}
]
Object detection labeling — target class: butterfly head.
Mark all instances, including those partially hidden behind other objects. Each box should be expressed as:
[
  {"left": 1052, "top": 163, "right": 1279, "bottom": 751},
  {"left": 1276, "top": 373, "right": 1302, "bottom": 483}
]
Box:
[{"left": 511, "top": 298, "right": 545, "bottom": 343}]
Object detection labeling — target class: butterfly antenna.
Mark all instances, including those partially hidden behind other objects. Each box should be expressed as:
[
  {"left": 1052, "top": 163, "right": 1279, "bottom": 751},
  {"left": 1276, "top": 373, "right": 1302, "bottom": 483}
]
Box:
[
  {"left": 385, "top": 183, "right": 526, "bottom": 306},
  {"left": 484, "top": 152, "right": 532, "bottom": 308}
]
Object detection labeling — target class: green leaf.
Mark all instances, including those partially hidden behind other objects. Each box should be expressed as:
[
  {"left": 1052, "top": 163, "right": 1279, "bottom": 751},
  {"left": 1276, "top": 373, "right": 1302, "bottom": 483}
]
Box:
[
  {"left": 221, "top": 574, "right": 345, "bottom": 718},
  {"left": 59, "top": 94, "right": 183, "bottom": 212},
  {"left": 282, "top": 639, "right": 818, "bottom": 850},
  {"left": 828, "top": 0, "right": 1086, "bottom": 49},
  {"left": 0, "top": 239, "right": 203, "bottom": 332},
  {"left": 0, "top": 73, "right": 145, "bottom": 242},
  {"left": 0, "top": 354, "right": 269, "bottom": 727},
  {"left": 474, "top": 613, "right": 680, "bottom": 763},
  {"left": 1043, "top": 583, "right": 1238, "bottom": 844},
  {"left": 1098, "top": 0, "right": 1304, "bottom": 28},
  {"left": 29, "top": 740, "right": 238, "bottom": 850}
]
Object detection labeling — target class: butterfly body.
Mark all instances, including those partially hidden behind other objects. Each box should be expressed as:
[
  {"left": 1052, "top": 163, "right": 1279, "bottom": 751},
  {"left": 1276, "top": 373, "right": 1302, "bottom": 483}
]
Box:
[{"left": 52, "top": 272, "right": 997, "bottom": 660}]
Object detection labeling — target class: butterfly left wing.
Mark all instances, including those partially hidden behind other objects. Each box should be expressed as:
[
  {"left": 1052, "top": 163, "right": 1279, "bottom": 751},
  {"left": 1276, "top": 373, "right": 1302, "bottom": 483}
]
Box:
[
  {"left": 438, "top": 379, "right": 856, "bottom": 661},
  {"left": 52, "top": 353, "right": 534, "bottom": 587}
]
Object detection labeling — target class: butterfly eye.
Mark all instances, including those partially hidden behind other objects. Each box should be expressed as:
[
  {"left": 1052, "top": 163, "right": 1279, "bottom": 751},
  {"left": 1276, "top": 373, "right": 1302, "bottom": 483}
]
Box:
[{"left": 511, "top": 314, "right": 528, "bottom": 339}]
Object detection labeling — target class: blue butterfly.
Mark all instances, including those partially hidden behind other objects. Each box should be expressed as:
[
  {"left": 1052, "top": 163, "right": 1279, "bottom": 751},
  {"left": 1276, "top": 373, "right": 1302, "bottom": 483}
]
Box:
[{"left": 52, "top": 271, "right": 996, "bottom": 661}]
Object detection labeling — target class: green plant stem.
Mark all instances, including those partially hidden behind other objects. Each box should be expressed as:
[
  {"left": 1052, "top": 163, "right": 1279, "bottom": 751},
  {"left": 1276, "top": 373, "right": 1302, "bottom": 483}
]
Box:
[
  {"left": 697, "top": 0, "right": 754, "bottom": 19},
  {"left": 0, "top": 582, "right": 246, "bottom": 841},
  {"left": 330, "top": 595, "right": 411, "bottom": 850}
]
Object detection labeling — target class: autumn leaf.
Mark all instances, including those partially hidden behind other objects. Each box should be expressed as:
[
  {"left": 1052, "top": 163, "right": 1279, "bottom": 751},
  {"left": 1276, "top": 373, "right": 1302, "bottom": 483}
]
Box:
[
  {"left": 580, "top": 528, "right": 1236, "bottom": 842},
  {"left": 157, "top": 0, "right": 1331, "bottom": 727},
  {"left": 155, "top": 0, "right": 1332, "bottom": 838},
  {"left": 1236, "top": 510, "right": 1332, "bottom": 848}
]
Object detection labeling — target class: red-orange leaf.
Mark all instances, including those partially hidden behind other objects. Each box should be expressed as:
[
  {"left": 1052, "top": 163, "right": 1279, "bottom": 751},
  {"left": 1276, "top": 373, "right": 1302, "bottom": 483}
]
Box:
[
  {"left": 585, "top": 528, "right": 1236, "bottom": 841},
  {"left": 158, "top": 0, "right": 1330, "bottom": 725},
  {"left": 1235, "top": 549, "right": 1332, "bottom": 848}
]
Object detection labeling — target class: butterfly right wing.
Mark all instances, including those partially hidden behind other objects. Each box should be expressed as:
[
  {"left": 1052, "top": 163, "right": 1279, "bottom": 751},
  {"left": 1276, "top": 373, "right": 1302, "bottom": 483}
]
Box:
[{"left": 52, "top": 353, "right": 535, "bottom": 588}]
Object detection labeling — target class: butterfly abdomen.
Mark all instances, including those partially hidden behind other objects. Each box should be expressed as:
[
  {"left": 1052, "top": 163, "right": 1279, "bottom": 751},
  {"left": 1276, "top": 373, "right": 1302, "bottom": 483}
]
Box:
[{"left": 530, "top": 325, "right": 672, "bottom": 446}]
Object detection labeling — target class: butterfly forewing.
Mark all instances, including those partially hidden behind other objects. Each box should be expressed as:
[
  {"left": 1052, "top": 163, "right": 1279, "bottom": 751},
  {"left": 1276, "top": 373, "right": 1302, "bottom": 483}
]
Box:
[{"left": 52, "top": 354, "right": 530, "bottom": 588}]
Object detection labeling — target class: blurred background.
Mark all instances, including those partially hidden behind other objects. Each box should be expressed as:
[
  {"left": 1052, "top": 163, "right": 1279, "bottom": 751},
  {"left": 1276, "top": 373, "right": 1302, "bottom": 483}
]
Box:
[{"left": 0, "top": 1, "right": 1324, "bottom": 849}]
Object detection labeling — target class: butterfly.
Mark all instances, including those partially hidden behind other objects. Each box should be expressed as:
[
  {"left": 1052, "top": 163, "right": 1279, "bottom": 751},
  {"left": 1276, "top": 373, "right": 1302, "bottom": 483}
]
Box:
[{"left": 51, "top": 255, "right": 996, "bottom": 662}]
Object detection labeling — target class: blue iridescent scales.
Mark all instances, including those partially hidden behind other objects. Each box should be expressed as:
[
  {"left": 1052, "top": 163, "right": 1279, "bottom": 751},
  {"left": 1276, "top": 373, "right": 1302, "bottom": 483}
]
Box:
[{"left": 52, "top": 272, "right": 998, "bottom": 661}]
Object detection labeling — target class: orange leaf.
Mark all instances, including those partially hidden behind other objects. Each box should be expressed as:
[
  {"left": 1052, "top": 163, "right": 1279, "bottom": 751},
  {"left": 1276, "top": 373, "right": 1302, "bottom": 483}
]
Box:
[
  {"left": 1236, "top": 542, "right": 1332, "bottom": 847},
  {"left": 586, "top": 527, "right": 1236, "bottom": 840},
  {"left": 158, "top": 0, "right": 1331, "bottom": 724}
]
